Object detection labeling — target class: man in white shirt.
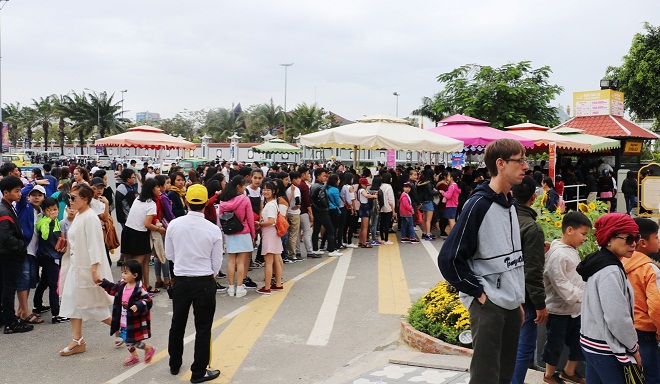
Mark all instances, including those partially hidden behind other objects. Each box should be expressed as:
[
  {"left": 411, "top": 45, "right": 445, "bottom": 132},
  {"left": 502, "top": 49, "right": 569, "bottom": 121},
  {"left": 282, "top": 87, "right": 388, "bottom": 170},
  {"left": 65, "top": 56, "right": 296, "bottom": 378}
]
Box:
[
  {"left": 165, "top": 184, "right": 223, "bottom": 383},
  {"left": 286, "top": 171, "right": 302, "bottom": 261}
]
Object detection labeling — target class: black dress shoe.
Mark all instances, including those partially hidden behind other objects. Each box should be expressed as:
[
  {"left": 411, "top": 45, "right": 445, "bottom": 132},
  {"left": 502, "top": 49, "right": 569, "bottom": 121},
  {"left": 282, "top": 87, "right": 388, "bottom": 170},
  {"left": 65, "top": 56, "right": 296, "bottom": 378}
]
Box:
[
  {"left": 170, "top": 366, "right": 181, "bottom": 375},
  {"left": 190, "top": 369, "right": 220, "bottom": 383}
]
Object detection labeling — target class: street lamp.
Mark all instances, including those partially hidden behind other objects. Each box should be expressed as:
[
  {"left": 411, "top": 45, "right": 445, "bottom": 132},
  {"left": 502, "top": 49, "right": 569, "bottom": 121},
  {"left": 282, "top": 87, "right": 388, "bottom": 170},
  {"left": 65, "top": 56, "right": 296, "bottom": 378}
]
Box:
[
  {"left": 0, "top": 1, "right": 8, "bottom": 130},
  {"left": 393, "top": 92, "right": 400, "bottom": 117},
  {"left": 280, "top": 63, "right": 293, "bottom": 140},
  {"left": 120, "top": 89, "right": 127, "bottom": 119}
]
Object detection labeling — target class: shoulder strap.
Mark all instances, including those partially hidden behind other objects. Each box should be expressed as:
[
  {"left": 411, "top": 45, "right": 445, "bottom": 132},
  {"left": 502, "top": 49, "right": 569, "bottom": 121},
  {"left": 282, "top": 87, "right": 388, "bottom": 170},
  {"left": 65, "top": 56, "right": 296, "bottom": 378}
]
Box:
[{"left": 0, "top": 215, "right": 15, "bottom": 224}]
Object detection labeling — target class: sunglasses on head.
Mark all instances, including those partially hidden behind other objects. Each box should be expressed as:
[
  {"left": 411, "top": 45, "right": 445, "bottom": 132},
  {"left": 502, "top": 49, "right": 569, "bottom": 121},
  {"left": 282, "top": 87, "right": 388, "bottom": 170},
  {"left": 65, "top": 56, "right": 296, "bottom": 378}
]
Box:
[{"left": 613, "top": 234, "right": 641, "bottom": 245}]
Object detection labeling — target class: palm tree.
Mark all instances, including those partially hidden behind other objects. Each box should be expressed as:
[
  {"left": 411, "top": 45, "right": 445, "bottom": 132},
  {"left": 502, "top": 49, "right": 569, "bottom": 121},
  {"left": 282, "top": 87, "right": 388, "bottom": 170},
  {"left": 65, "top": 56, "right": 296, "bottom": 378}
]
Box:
[
  {"left": 31, "top": 95, "right": 58, "bottom": 148},
  {"left": 248, "top": 99, "right": 284, "bottom": 137},
  {"left": 412, "top": 95, "right": 445, "bottom": 125},
  {"left": 59, "top": 92, "right": 94, "bottom": 154},
  {"left": 20, "top": 107, "right": 36, "bottom": 148},
  {"left": 286, "top": 103, "right": 329, "bottom": 140},
  {"left": 86, "top": 91, "right": 126, "bottom": 138},
  {"left": 204, "top": 106, "right": 245, "bottom": 142},
  {"left": 2, "top": 102, "right": 24, "bottom": 148}
]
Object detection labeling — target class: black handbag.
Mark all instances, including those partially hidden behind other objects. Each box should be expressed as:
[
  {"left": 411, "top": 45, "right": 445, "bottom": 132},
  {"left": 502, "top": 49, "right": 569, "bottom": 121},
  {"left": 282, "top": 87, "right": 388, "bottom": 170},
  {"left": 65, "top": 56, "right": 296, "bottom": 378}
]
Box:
[{"left": 219, "top": 211, "right": 244, "bottom": 234}]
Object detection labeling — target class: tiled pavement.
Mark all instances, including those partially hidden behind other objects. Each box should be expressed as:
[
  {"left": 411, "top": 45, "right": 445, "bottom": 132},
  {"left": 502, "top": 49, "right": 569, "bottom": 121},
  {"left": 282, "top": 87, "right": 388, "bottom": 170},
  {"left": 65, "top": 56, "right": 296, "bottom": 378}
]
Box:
[{"left": 343, "top": 364, "right": 470, "bottom": 384}]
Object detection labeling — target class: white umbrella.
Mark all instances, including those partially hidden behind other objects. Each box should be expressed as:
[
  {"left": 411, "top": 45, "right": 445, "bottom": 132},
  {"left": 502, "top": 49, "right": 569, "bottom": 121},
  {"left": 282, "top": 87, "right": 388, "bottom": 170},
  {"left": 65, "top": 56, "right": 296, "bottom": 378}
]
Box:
[{"left": 300, "top": 114, "right": 463, "bottom": 167}]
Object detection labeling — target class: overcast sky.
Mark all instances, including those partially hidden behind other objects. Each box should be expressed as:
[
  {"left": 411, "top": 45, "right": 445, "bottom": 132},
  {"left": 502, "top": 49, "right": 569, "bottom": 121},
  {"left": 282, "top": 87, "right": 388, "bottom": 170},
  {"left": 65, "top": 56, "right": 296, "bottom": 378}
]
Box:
[{"left": 1, "top": 0, "right": 657, "bottom": 125}]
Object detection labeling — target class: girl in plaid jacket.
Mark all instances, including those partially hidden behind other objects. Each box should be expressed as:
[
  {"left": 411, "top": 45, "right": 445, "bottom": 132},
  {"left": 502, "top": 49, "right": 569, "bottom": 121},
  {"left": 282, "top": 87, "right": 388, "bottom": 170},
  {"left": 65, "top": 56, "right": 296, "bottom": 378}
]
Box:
[{"left": 99, "top": 260, "right": 156, "bottom": 366}]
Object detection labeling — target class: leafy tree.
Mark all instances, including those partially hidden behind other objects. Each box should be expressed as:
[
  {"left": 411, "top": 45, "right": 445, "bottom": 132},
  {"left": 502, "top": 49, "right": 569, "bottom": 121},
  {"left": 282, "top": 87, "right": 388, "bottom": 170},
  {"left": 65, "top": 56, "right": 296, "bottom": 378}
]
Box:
[
  {"left": 286, "top": 103, "right": 330, "bottom": 140},
  {"left": 421, "top": 61, "right": 563, "bottom": 128},
  {"left": 606, "top": 22, "right": 660, "bottom": 128},
  {"left": 158, "top": 109, "right": 206, "bottom": 141},
  {"left": 59, "top": 92, "right": 94, "bottom": 154}
]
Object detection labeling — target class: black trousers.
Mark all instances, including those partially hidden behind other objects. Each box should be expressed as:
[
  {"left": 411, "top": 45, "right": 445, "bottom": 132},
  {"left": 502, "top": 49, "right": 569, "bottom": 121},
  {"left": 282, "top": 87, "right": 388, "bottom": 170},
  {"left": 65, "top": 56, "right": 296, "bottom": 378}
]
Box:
[
  {"left": 379, "top": 212, "right": 393, "bottom": 241},
  {"left": 0, "top": 260, "right": 21, "bottom": 325},
  {"left": 168, "top": 276, "right": 216, "bottom": 377},
  {"left": 33, "top": 256, "right": 61, "bottom": 316},
  {"left": 336, "top": 207, "right": 347, "bottom": 248},
  {"left": 312, "top": 209, "right": 335, "bottom": 252}
]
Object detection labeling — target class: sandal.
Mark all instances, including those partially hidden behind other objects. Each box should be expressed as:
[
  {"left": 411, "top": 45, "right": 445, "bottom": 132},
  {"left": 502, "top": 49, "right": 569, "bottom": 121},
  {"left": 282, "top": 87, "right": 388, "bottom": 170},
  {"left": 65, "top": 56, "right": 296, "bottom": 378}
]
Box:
[
  {"left": 147, "top": 286, "right": 160, "bottom": 294},
  {"left": 23, "top": 313, "right": 44, "bottom": 324},
  {"left": 60, "top": 337, "right": 86, "bottom": 356},
  {"left": 359, "top": 243, "right": 373, "bottom": 248},
  {"left": 124, "top": 355, "right": 140, "bottom": 366},
  {"left": 144, "top": 346, "right": 156, "bottom": 363}
]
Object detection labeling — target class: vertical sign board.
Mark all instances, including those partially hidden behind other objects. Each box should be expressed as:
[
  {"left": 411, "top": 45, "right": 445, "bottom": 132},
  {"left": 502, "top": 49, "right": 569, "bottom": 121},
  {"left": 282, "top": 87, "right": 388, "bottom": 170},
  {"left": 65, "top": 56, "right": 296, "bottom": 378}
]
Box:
[
  {"left": 386, "top": 150, "right": 396, "bottom": 168},
  {"left": 1, "top": 123, "right": 8, "bottom": 153},
  {"left": 96, "top": 145, "right": 103, "bottom": 154},
  {"left": 548, "top": 142, "right": 556, "bottom": 180},
  {"left": 451, "top": 152, "right": 465, "bottom": 169}
]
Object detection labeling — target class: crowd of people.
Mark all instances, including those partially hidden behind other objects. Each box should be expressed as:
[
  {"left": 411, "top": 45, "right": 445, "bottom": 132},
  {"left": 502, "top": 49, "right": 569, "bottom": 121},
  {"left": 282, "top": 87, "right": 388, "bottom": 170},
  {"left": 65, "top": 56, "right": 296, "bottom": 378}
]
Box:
[{"left": 0, "top": 146, "right": 653, "bottom": 383}]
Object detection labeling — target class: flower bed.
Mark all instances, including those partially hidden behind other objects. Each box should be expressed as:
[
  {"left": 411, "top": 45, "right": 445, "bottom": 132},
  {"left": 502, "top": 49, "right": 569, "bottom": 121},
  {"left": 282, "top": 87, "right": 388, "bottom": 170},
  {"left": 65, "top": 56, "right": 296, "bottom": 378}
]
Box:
[
  {"left": 407, "top": 281, "right": 470, "bottom": 346},
  {"left": 533, "top": 198, "right": 608, "bottom": 259}
]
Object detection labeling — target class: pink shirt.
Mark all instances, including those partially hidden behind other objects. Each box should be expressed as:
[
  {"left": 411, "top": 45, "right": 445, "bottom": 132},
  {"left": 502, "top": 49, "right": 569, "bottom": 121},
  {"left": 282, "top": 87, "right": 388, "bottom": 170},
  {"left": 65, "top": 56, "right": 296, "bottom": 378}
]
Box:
[
  {"left": 441, "top": 183, "right": 461, "bottom": 208},
  {"left": 120, "top": 285, "right": 135, "bottom": 327}
]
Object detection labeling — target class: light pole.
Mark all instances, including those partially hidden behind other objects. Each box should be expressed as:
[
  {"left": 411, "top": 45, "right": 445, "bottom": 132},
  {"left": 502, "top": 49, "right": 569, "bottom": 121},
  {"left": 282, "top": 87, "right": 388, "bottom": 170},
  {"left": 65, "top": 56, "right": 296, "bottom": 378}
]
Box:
[
  {"left": 280, "top": 63, "right": 293, "bottom": 140},
  {"left": 120, "top": 89, "right": 127, "bottom": 119},
  {"left": 0, "top": 1, "right": 8, "bottom": 137},
  {"left": 393, "top": 92, "right": 400, "bottom": 117}
]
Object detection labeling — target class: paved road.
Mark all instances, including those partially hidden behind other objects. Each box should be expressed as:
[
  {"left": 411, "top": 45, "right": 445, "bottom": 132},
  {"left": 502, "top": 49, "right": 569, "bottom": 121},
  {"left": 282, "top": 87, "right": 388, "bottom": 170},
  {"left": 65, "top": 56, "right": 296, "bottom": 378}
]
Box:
[{"left": 1, "top": 230, "right": 446, "bottom": 384}]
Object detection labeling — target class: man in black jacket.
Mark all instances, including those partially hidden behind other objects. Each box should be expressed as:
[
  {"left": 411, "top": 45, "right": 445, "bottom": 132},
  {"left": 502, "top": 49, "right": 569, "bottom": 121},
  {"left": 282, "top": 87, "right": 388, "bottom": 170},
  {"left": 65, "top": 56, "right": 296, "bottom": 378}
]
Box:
[
  {"left": 310, "top": 168, "right": 341, "bottom": 257},
  {"left": 0, "top": 176, "right": 33, "bottom": 333},
  {"left": 510, "top": 175, "right": 548, "bottom": 384}
]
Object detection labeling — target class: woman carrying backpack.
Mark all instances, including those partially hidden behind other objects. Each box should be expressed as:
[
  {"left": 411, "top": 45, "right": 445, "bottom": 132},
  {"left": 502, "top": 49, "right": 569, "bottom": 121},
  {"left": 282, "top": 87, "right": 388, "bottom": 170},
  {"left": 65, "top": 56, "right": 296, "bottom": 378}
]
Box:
[
  {"left": 218, "top": 175, "right": 256, "bottom": 298},
  {"left": 621, "top": 171, "right": 638, "bottom": 216}
]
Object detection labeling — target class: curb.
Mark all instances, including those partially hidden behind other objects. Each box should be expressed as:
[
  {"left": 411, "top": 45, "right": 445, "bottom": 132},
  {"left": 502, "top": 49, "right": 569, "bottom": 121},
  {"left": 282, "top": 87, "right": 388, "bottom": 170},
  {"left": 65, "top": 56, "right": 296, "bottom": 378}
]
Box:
[{"left": 400, "top": 320, "right": 473, "bottom": 357}]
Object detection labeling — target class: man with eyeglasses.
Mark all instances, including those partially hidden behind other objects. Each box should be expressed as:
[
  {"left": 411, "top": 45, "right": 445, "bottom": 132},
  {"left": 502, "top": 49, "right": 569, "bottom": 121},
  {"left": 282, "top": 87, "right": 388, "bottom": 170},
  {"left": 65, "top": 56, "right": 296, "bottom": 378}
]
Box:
[{"left": 438, "top": 138, "right": 529, "bottom": 384}]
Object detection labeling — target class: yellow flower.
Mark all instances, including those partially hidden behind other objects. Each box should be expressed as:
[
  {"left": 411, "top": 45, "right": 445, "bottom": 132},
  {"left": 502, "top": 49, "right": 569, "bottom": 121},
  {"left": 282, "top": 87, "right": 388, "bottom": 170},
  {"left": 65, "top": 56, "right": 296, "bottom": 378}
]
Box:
[
  {"left": 555, "top": 221, "right": 562, "bottom": 228},
  {"left": 578, "top": 203, "right": 589, "bottom": 213},
  {"left": 546, "top": 217, "right": 552, "bottom": 222},
  {"left": 589, "top": 202, "right": 596, "bottom": 210}
]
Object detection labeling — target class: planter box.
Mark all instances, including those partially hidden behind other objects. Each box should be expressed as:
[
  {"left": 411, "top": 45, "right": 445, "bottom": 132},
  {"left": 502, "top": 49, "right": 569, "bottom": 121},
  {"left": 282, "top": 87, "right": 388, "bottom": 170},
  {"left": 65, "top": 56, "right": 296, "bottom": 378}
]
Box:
[{"left": 400, "top": 321, "right": 473, "bottom": 357}]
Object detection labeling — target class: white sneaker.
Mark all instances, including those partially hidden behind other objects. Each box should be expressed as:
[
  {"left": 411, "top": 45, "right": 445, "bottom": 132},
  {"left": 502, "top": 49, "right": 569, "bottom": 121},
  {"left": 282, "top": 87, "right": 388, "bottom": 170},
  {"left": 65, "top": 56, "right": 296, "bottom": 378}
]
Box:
[
  {"left": 235, "top": 285, "right": 247, "bottom": 297},
  {"left": 382, "top": 241, "right": 394, "bottom": 245},
  {"left": 345, "top": 243, "right": 358, "bottom": 248},
  {"left": 227, "top": 285, "right": 235, "bottom": 297},
  {"left": 313, "top": 250, "right": 325, "bottom": 255},
  {"left": 328, "top": 251, "right": 343, "bottom": 257}
]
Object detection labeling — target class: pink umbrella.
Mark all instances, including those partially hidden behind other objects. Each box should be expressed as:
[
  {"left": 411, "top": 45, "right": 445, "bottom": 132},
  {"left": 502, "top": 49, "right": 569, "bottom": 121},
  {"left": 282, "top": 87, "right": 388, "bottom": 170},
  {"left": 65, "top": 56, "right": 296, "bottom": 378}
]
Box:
[
  {"left": 95, "top": 125, "right": 196, "bottom": 150},
  {"left": 427, "top": 114, "right": 535, "bottom": 152}
]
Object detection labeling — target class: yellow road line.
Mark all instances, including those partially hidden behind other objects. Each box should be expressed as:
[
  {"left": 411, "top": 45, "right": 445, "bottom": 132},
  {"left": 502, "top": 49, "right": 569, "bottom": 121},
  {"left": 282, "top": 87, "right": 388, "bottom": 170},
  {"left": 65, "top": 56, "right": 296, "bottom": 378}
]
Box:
[
  {"left": 378, "top": 242, "right": 411, "bottom": 314},
  {"left": 183, "top": 257, "right": 338, "bottom": 383}
]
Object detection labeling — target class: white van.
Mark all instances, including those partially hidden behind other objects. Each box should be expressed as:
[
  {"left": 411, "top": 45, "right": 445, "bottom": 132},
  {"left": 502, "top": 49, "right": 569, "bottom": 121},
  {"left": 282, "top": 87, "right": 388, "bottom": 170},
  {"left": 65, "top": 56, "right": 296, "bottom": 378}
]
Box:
[{"left": 90, "top": 155, "right": 112, "bottom": 169}]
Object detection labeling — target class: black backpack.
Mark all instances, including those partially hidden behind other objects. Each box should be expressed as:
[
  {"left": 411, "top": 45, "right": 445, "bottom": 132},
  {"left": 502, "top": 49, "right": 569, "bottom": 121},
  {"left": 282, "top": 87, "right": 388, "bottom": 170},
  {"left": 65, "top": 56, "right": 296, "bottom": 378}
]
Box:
[
  {"left": 377, "top": 189, "right": 385, "bottom": 208},
  {"left": 219, "top": 211, "right": 244, "bottom": 234}
]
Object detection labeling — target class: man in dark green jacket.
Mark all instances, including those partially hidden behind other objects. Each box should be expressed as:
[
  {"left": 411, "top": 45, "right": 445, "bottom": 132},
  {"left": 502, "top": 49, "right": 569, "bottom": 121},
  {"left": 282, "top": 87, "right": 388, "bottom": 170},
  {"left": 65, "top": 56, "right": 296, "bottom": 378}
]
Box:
[{"left": 510, "top": 175, "right": 549, "bottom": 384}]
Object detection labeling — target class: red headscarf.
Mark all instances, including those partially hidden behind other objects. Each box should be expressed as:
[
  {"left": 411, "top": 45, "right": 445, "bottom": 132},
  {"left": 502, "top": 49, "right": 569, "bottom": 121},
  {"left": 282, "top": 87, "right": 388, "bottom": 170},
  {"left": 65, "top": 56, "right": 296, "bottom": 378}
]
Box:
[{"left": 594, "top": 213, "right": 639, "bottom": 247}]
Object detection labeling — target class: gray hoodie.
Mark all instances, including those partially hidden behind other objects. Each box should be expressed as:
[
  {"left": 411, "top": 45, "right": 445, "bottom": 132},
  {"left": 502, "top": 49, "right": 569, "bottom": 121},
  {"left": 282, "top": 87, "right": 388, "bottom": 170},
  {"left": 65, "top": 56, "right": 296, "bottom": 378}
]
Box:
[{"left": 577, "top": 249, "right": 639, "bottom": 363}]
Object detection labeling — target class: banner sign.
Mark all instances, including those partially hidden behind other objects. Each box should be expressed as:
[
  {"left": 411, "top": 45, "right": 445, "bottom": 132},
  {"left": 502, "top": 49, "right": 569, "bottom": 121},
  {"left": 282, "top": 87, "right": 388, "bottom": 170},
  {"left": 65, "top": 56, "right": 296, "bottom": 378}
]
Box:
[
  {"left": 548, "top": 142, "right": 556, "bottom": 180},
  {"left": 386, "top": 150, "right": 396, "bottom": 168},
  {"left": 96, "top": 145, "right": 103, "bottom": 154},
  {"left": 623, "top": 140, "right": 643, "bottom": 155},
  {"left": 1, "top": 123, "right": 8, "bottom": 152}
]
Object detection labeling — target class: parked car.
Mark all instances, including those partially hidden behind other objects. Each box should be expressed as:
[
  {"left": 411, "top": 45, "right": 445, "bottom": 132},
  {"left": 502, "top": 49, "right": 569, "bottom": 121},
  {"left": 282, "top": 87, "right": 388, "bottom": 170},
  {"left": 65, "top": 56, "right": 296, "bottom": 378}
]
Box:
[
  {"left": 178, "top": 158, "right": 208, "bottom": 172},
  {"left": 160, "top": 157, "right": 181, "bottom": 173},
  {"left": 2, "top": 154, "right": 32, "bottom": 167},
  {"left": 89, "top": 154, "right": 112, "bottom": 169}
]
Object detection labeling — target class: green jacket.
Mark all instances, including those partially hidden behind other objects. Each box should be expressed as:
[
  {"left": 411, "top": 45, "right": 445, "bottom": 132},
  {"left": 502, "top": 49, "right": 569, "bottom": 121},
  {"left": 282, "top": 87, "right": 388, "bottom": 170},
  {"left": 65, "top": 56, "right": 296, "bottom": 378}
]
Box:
[{"left": 516, "top": 203, "right": 546, "bottom": 310}]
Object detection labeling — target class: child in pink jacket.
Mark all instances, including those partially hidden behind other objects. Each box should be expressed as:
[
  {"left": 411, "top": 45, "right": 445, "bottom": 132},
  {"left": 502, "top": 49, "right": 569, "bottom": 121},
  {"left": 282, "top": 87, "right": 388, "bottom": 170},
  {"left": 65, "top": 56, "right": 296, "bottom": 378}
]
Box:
[{"left": 398, "top": 182, "right": 419, "bottom": 244}]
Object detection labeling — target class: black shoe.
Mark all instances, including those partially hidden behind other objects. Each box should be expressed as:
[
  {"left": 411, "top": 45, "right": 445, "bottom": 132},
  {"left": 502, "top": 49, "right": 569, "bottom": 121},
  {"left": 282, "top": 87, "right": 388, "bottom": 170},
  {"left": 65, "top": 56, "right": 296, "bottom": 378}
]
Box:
[
  {"left": 3, "top": 321, "right": 34, "bottom": 334},
  {"left": 51, "top": 316, "right": 70, "bottom": 324},
  {"left": 170, "top": 366, "right": 181, "bottom": 375},
  {"left": 243, "top": 277, "right": 257, "bottom": 289},
  {"left": 217, "top": 271, "right": 226, "bottom": 279},
  {"left": 308, "top": 253, "right": 322, "bottom": 258},
  {"left": 215, "top": 282, "right": 227, "bottom": 293},
  {"left": 283, "top": 257, "right": 294, "bottom": 264},
  {"left": 32, "top": 305, "right": 50, "bottom": 314},
  {"left": 190, "top": 369, "right": 221, "bottom": 383}
]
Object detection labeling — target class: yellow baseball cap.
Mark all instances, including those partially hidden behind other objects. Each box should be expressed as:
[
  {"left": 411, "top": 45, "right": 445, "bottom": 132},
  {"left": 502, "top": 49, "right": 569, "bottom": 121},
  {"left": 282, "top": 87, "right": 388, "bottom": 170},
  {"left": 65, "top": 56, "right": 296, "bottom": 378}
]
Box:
[{"left": 185, "top": 184, "right": 208, "bottom": 204}]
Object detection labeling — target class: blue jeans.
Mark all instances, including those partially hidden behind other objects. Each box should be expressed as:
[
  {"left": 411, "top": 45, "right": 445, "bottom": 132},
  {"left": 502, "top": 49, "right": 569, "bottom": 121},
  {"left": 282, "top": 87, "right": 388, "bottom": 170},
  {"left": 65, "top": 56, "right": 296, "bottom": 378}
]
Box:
[
  {"left": 625, "top": 195, "right": 636, "bottom": 215},
  {"left": 638, "top": 330, "right": 660, "bottom": 384},
  {"left": 370, "top": 213, "right": 379, "bottom": 242},
  {"left": 583, "top": 351, "right": 626, "bottom": 384},
  {"left": 510, "top": 302, "right": 538, "bottom": 384},
  {"left": 542, "top": 314, "right": 583, "bottom": 366},
  {"left": 401, "top": 216, "right": 415, "bottom": 239}
]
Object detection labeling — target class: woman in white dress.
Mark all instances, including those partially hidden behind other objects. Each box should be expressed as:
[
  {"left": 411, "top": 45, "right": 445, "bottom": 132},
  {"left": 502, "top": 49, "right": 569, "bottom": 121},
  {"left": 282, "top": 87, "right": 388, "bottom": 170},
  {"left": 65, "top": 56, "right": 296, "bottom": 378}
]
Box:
[{"left": 59, "top": 184, "right": 114, "bottom": 356}]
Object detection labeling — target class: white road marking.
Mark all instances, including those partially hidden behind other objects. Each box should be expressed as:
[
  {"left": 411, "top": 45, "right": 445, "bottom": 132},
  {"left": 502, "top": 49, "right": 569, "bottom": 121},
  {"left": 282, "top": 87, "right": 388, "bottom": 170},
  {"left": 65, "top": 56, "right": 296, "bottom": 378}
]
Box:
[{"left": 306, "top": 249, "right": 353, "bottom": 346}]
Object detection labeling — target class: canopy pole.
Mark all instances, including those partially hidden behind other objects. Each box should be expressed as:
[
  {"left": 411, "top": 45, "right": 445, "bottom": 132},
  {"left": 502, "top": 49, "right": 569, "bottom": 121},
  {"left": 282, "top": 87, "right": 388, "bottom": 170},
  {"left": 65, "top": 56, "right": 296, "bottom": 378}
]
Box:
[{"left": 353, "top": 145, "right": 358, "bottom": 170}]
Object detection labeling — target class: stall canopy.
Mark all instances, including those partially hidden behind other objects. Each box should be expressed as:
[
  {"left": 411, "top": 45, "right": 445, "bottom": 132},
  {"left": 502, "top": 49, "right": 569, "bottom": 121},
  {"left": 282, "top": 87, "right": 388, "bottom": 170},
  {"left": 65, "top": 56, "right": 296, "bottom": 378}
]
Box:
[
  {"left": 94, "top": 125, "right": 196, "bottom": 150},
  {"left": 549, "top": 127, "right": 621, "bottom": 152},
  {"left": 504, "top": 122, "right": 591, "bottom": 152},
  {"left": 427, "top": 114, "right": 535, "bottom": 152},
  {"left": 252, "top": 138, "right": 302, "bottom": 154},
  {"left": 300, "top": 114, "right": 463, "bottom": 152},
  {"left": 300, "top": 114, "right": 463, "bottom": 168}
]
